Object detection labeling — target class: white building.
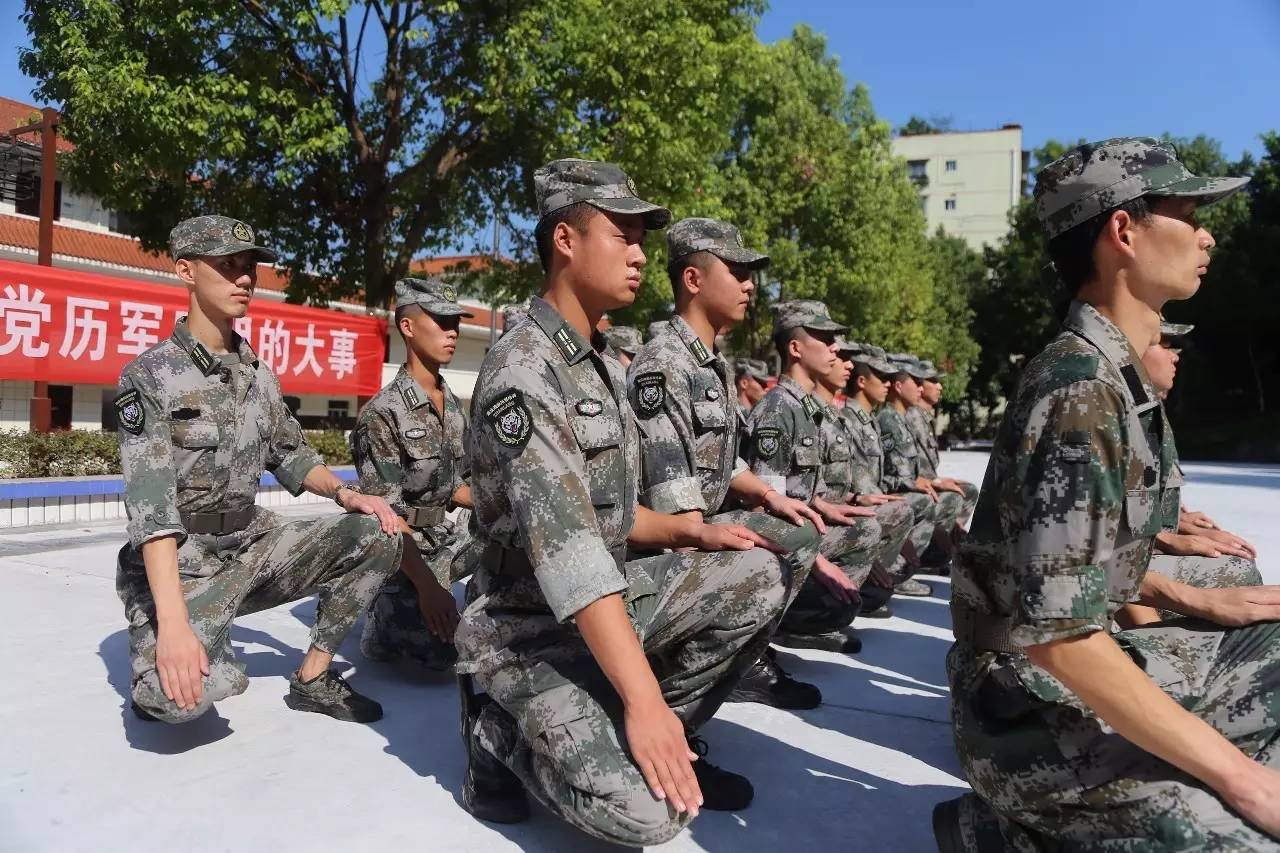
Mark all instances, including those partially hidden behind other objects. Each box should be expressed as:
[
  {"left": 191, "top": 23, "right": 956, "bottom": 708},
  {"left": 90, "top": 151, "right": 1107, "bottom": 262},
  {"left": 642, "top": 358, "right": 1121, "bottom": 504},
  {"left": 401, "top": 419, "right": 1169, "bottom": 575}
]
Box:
[
  {"left": 892, "top": 124, "right": 1028, "bottom": 251},
  {"left": 0, "top": 96, "right": 507, "bottom": 433}
]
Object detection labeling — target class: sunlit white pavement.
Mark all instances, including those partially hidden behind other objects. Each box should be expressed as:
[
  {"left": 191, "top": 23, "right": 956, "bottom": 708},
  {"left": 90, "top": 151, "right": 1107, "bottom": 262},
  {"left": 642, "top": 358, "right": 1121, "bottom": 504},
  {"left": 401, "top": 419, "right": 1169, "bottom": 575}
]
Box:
[{"left": 2, "top": 452, "right": 1275, "bottom": 852}]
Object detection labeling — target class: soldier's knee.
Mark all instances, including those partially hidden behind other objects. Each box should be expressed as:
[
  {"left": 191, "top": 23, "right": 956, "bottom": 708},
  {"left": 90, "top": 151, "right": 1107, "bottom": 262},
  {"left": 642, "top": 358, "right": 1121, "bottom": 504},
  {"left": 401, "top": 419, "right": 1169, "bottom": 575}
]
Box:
[
  {"left": 737, "top": 549, "right": 787, "bottom": 614},
  {"left": 583, "top": 792, "right": 686, "bottom": 846},
  {"left": 336, "top": 513, "right": 403, "bottom": 565},
  {"left": 132, "top": 671, "right": 238, "bottom": 724}
]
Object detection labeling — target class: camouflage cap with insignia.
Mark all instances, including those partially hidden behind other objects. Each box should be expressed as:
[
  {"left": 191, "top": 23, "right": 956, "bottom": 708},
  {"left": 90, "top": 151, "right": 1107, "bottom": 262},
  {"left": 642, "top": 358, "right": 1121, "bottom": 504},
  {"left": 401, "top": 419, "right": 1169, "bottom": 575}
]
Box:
[
  {"left": 534, "top": 158, "right": 671, "bottom": 229},
  {"left": 667, "top": 217, "right": 769, "bottom": 269},
  {"left": 834, "top": 337, "right": 861, "bottom": 357},
  {"left": 1035, "top": 137, "right": 1250, "bottom": 239},
  {"left": 917, "top": 359, "right": 942, "bottom": 381},
  {"left": 646, "top": 320, "right": 670, "bottom": 340},
  {"left": 501, "top": 300, "right": 530, "bottom": 334},
  {"left": 394, "top": 276, "right": 474, "bottom": 318},
  {"left": 169, "top": 215, "right": 277, "bottom": 262},
  {"left": 734, "top": 358, "right": 771, "bottom": 383},
  {"left": 888, "top": 353, "right": 930, "bottom": 380},
  {"left": 849, "top": 343, "right": 897, "bottom": 375},
  {"left": 602, "top": 325, "right": 643, "bottom": 355},
  {"left": 771, "top": 300, "right": 847, "bottom": 335}
]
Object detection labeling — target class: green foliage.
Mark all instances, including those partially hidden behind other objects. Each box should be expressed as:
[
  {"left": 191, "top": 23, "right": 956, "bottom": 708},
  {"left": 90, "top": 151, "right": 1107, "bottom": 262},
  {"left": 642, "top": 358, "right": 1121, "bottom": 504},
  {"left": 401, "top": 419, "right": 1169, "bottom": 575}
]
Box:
[
  {"left": 897, "top": 115, "right": 952, "bottom": 136},
  {"left": 304, "top": 429, "right": 353, "bottom": 466},
  {"left": 0, "top": 429, "right": 120, "bottom": 477}
]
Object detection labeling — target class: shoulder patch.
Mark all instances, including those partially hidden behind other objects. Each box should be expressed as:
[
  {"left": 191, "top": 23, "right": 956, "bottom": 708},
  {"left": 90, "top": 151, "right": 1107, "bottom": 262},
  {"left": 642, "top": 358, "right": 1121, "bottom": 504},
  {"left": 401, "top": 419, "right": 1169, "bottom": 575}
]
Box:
[
  {"left": 484, "top": 389, "right": 533, "bottom": 450},
  {"left": 404, "top": 427, "right": 427, "bottom": 440},
  {"left": 400, "top": 383, "right": 422, "bottom": 410},
  {"left": 1119, "top": 364, "right": 1150, "bottom": 406},
  {"left": 633, "top": 372, "right": 666, "bottom": 418},
  {"left": 114, "top": 388, "right": 145, "bottom": 435},
  {"left": 688, "top": 337, "right": 711, "bottom": 364},
  {"left": 755, "top": 426, "right": 781, "bottom": 459}
]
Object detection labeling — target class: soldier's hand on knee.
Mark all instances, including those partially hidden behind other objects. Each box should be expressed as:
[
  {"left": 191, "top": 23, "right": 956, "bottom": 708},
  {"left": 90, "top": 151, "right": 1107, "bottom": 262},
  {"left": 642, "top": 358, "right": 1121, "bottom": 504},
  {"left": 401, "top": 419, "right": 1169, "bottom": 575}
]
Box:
[
  {"left": 1220, "top": 763, "right": 1280, "bottom": 839},
  {"left": 914, "top": 478, "right": 940, "bottom": 502},
  {"left": 1180, "top": 510, "right": 1219, "bottom": 532},
  {"left": 155, "top": 622, "right": 210, "bottom": 711},
  {"left": 693, "top": 523, "right": 777, "bottom": 553},
  {"left": 1156, "top": 532, "right": 1243, "bottom": 559},
  {"left": 812, "top": 497, "right": 876, "bottom": 526},
  {"left": 812, "top": 555, "right": 857, "bottom": 604},
  {"left": 1201, "top": 527, "right": 1258, "bottom": 560},
  {"left": 763, "top": 491, "right": 827, "bottom": 533},
  {"left": 624, "top": 698, "right": 702, "bottom": 817},
  {"left": 338, "top": 490, "right": 401, "bottom": 536},
  {"left": 937, "top": 478, "right": 966, "bottom": 496},
  {"left": 416, "top": 577, "right": 460, "bottom": 642},
  {"left": 1197, "top": 586, "right": 1280, "bottom": 628}
]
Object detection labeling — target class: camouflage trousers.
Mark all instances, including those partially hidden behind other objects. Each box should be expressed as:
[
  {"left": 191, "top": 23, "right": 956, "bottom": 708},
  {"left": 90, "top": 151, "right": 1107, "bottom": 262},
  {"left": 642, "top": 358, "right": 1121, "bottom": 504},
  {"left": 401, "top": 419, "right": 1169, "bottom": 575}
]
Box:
[
  {"left": 776, "top": 514, "right": 882, "bottom": 638},
  {"left": 948, "top": 617, "right": 1280, "bottom": 851},
  {"left": 1149, "top": 553, "right": 1263, "bottom": 622},
  {"left": 898, "top": 490, "right": 938, "bottom": 556},
  {"left": 116, "top": 509, "right": 401, "bottom": 723},
  {"left": 360, "top": 520, "right": 477, "bottom": 671},
  {"left": 870, "top": 499, "right": 914, "bottom": 571},
  {"left": 473, "top": 547, "right": 786, "bottom": 846}
]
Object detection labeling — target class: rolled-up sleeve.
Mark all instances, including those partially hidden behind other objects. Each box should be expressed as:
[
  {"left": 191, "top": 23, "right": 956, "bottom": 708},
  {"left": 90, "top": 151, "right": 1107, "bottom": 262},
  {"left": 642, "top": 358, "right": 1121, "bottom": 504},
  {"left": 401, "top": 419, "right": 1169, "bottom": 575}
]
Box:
[
  {"left": 117, "top": 366, "right": 185, "bottom": 549},
  {"left": 1008, "top": 382, "right": 1125, "bottom": 648},
  {"left": 480, "top": 364, "right": 626, "bottom": 622},
  {"left": 262, "top": 372, "right": 323, "bottom": 495}
]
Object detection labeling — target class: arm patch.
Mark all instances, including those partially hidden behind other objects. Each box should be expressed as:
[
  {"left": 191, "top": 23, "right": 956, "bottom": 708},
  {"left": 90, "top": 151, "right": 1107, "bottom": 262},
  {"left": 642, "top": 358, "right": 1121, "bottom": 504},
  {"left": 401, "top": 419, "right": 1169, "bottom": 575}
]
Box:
[
  {"left": 755, "top": 426, "right": 781, "bottom": 459},
  {"left": 114, "top": 388, "right": 145, "bottom": 435},
  {"left": 484, "top": 389, "right": 533, "bottom": 450},
  {"left": 633, "top": 372, "right": 666, "bottom": 418}
]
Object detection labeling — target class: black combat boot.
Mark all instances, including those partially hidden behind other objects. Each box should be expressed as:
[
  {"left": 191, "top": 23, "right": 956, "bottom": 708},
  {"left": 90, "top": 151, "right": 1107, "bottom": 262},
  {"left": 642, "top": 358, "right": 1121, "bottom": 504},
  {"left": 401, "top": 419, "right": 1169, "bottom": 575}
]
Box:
[
  {"left": 459, "top": 675, "right": 530, "bottom": 824},
  {"left": 688, "top": 735, "right": 754, "bottom": 811},
  {"left": 726, "top": 649, "right": 822, "bottom": 709}
]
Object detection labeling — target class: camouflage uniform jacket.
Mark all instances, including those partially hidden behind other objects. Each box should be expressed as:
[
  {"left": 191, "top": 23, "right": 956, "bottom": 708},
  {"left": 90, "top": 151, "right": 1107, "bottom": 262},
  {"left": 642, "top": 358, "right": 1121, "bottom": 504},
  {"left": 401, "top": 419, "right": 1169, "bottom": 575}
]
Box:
[
  {"left": 743, "top": 375, "right": 825, "bottom": 502},
  {"left": 905, "top": 406, "right": 941, "bottom": 479},
  {"left": 627, "top": 315, "right": 748, "bottom": 514},
  {"left": 816, "top": 399, "right": 855, "bottom": 502},
  {"left": 457, "top": 297, "right": 642, "bottom": 675},
  {"left": 839, "top": 402, "right": 887, "bottom": 497},
  {"left": 115, "top": 318, "right": 323, "bottom": 551},
  {"left": 351, "top": 365, "right": 469, "bottom": 548},
  {"left": 877, "top": 405, "right": 924, "bottom": 493},
  {"left": 1159, "top": 402, "right": 1185, "bottom": 532},
  {"left": 950, "top": 300, "right": 1171, "bottom": 711}
]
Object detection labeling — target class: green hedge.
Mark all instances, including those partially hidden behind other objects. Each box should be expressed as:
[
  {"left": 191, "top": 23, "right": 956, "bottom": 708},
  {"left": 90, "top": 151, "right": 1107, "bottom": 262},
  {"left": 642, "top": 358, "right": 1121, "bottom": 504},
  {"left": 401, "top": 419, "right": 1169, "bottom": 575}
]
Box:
[{"left": 0, "top": 428, "right": 353, "bottom": 478}]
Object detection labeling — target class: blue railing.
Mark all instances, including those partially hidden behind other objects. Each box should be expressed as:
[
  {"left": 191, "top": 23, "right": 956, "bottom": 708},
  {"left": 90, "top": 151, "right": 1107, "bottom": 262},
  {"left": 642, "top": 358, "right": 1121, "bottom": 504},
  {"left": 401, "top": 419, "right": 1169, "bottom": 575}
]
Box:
[{"left": 0, "top": 466, "right": 359, "bottom": 500}]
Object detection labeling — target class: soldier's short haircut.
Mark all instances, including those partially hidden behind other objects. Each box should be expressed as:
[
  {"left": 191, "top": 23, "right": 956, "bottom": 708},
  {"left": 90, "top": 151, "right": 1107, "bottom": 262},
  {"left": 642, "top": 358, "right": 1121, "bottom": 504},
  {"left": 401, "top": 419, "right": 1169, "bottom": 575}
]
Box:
[
  {"left": 534, "top": 202, "right": 599, "bottom": 273},
  {"left": 668, "top": 250, "right": 720, "bottom": 299},
  {"left": 773, "top": 326, "right": 803, "bottom": 364},
  {"left": 394, "top": 302, "right": 424, "bottom": 332},
  {"left": 1047, "top": 196, "right": 1156, "bottom": 292}
]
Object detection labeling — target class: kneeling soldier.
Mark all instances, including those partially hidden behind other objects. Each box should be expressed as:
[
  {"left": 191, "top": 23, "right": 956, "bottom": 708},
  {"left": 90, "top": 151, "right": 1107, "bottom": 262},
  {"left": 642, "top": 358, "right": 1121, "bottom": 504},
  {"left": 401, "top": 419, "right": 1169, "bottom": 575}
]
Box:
[
  {"left": 351, "top": 276, "right": 476, "bottom": 672},
  {"left": 115, "top": 216, "right": 403, "bottom": 725}
]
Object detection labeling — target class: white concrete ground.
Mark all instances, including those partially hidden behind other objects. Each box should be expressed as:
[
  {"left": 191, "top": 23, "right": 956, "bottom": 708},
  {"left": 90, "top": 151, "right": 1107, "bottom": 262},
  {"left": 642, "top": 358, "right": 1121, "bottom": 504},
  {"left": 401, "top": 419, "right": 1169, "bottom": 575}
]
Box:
[{"left": 1, "top": 451, "right": 1276, "bottom": 853}]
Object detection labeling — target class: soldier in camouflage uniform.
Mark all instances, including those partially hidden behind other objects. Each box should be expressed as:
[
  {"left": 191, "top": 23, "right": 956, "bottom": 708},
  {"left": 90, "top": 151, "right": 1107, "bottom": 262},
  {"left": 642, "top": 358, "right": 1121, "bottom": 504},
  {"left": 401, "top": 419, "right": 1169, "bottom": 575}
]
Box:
[
  {"left": 842, "top": 343, "right": 937, "bottom": 602},
  {"left": 734, "top": 357, "right": 770, "bottom": 420},
  {"left": 114, "top": 215, "right": 403, "bottom": 725},
  {"left": 742, "top": 300, "right": 883, "bottom": 654},
  {"left": 814, "top": 339, "right": 914, "bottom": 613},
  {"left": 935, "top": 139, "right": 1280, "bottom": 851},
  {"left": 628, "top": 216, "right": 827, "bottom": 711},
  {"left": 647, "top": 319, "right": 671, "bottom": 341},
  {"left": 351, "top": 277, "right": 477, "bottom": 672},
  {"left": 602, "top": 324, "right": 643, "bottom": 367},
  {"left": 912, "top": 358, "right": 980, "bottom": 530},
  {"left": 456, "top": 160, "right": 789, "bottom": 843}
]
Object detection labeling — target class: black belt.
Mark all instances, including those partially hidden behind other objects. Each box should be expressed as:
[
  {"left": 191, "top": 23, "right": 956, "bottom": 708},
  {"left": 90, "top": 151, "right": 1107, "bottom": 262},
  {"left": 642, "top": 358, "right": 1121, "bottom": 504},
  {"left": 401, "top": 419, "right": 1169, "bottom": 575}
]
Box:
[
  {"left": 953, "top": 600, "right": 1020, "bottom": 655},
  {"left": 484, "top": 541, "right": 626, "bottom": 579},
  {"left": 406, "top": 504, "right": 447, "bottom": 528},
  {"left": 181, "top": 507, "right": 256, "bottom": 535}
]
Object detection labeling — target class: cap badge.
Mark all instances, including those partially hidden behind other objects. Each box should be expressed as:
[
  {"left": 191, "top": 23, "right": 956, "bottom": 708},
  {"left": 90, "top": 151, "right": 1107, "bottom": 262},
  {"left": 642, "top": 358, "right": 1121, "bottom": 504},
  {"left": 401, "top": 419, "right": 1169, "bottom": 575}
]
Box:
[{"left": 231, "top": 222, "right": 253, "bottom": 243}]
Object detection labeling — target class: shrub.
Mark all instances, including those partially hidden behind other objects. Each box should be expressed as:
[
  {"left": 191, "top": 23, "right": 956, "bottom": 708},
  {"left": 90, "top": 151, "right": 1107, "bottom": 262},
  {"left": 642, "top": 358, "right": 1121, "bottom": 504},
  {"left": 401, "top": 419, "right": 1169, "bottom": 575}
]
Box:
[
  {"left": 304, "top": 430, "right": 352, "bottom": 466},
  {"left": 0, "top": 429, "right": 122, "bottom": 478}
]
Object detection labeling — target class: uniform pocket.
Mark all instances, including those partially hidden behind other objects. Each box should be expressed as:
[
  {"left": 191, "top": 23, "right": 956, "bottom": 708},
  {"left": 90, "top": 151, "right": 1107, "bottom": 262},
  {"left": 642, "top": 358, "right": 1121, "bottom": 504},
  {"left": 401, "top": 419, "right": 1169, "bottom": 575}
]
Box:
[
  {"left": 570, "top": 414, "right": 623, "bottom": 508},
  {"left": 1124, "top": 486, "right": 1163, "bottom": 537},
  {"left": 793, "top": 445, "right": 820, "bottom": 469},
  {"left": 172, "top": 420, "right": 219, "bottom": 448},
  {"left": 171, "top": 419, "right": 220, "bottom": 488},
  {"left": 692, "top": 401, "right": 727, "bottom": 471}
]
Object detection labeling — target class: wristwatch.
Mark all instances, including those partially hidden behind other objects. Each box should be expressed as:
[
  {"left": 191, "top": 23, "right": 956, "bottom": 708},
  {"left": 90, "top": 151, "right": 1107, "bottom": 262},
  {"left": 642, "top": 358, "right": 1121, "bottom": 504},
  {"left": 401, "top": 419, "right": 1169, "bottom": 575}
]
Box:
[{"left": 335, "top": 484, "right": 361, "bottom": 508}]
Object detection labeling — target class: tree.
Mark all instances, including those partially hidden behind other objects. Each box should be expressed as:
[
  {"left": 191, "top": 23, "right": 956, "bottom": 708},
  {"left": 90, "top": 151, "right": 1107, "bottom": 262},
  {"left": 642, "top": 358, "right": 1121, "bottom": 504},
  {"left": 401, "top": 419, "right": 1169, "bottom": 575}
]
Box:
[
  {"left": 21, "top": 0, "right": 764, "bottom": 308},
  {"left": 897, "top": 114, "right": 953, "bottom": 137}
]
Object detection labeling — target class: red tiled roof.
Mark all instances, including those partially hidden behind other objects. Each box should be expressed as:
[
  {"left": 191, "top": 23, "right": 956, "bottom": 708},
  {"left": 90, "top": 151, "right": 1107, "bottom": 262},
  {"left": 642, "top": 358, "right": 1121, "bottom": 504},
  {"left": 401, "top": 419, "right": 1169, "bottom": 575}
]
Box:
[
  {"left": 409, "top": 254, "right": 494, "bottom": 275},
  {"left": 0, "top": 97, "right": 73, "bottom": 153}
]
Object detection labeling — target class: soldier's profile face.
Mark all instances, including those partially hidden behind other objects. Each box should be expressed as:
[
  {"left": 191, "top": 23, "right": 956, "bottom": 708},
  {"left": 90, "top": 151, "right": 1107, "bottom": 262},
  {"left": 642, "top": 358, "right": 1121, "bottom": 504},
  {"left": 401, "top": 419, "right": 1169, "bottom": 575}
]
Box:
[
  {"left": 402, "top": 308, "right": 460, "bottom": 367},
  {"left": 922, "top": 379, "right": 943, "bottom": 405},
  {"left": 794, "top": 327, "right": 837, "bottom": 374},
  {"left": 1129, "top": 197, "right": 1214, "bottom": 304},
  {"left": 185, "top": 251, "right": 258, "bottom": 320},
  {"left": 894, "top": 374, "right": 922, "bottom": 404},
  {"left": 570, "top": 209, "right": 647, "bottom": 312},
  {"left": 860, "top": 370, "right": 889, "bottom": 404},
  {"left": 699, "top": 256, "right": 754, "bottom": 327},
  {"left": 820, "top": 356, "right": 852, "bottom": 392},
  {"left": 1140, "top": 340, "right": 1179, "bottom": 395},
  {"left": 740, "top": 375, "right": 766, "bottom": 405}
]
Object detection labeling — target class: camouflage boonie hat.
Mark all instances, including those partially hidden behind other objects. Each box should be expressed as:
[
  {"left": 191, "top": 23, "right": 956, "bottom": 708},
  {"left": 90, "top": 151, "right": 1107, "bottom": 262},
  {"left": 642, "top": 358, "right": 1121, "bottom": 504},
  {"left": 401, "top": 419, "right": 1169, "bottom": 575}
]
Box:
[
  {"left": 169, "top": 215, "right": 276, "bottom": 262},
  {"left": 646, "top": 320, "right": 670, "bottom": 340},
  {"left": 394, "top": 276, "right": 474, "bottom": 318},
  {"left": 888, "top": 353, "right": 929, "bottom": 380},
  {"left": 771, "top": 300, "right": 847, "bottom": 335},
  {"left": 734, "top": 358, "right": 771, "bottom": 383},
  {"left": 667, "top": 218, "right": 769, "bottom": 269},
  {"left": 602, "top": 325, "right": 643, "bottom": 355},
  {"left": 1160, "top": 321, "right": 1194, "bottom": 340},
  {"left": 1035, "top": 137, "right": 1250, "bottom": 239},
  {"left": 849, "top": 343, "right": 896, "bottom": 375},
  {"left": 534, "top": 158, "right": 671, "bottom": 229}
]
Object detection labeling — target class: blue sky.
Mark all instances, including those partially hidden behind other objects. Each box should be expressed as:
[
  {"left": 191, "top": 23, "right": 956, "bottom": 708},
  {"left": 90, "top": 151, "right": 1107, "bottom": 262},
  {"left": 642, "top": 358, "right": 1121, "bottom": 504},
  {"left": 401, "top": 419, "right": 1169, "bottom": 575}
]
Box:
[{"left": 3, "top": 1, "right": 1277, "bottom": 162}]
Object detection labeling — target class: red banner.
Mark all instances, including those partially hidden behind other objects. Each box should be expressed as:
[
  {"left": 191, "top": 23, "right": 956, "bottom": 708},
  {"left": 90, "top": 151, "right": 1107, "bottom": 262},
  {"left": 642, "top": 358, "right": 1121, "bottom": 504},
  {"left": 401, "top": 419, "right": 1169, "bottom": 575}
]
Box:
[{"left": 0, "top": 260, "right": 387, "bottom": 396}]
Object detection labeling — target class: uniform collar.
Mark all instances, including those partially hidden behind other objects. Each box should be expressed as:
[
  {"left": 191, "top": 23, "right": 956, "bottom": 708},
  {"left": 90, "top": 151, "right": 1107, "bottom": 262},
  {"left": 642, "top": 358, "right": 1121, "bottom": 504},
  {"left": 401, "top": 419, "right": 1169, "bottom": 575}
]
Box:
[
  {"left": 1064, "top": 300, "right": 1159, "bottom": 413},
  {"left": 670, "top": 315, "right": 717, "bottom": 367},
  {"left": 776, "top": 376, "right": 821, "bottom": 421},
  {"left": 394, "top": 365, "right": 429, "bottom": 411},
  {"left": 529, "top": 296, "right": 603, "bottom": 365},
  {"left": 845, "top": 402, "right": 873, "bottom": 424},
  {"left": 170, "top": 317, "right": 258, "bottom": 376}
]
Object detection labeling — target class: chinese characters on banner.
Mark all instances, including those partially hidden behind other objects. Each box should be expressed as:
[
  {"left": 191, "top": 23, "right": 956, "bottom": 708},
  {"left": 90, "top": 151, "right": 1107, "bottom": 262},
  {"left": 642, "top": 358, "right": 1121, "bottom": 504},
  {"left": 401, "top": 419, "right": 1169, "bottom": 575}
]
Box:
[{"left": 0, "top": 260, "right": 388, "bottom": 396}]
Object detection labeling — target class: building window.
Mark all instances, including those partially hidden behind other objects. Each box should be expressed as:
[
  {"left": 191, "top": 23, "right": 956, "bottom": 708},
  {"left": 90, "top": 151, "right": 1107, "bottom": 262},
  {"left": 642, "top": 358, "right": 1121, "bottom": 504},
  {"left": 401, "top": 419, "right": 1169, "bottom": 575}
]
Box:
[
  {"left": 945, "top": 159, "right": 957, "bottom": 172},
  {"left": 49, "top": 384, "right": 73, "bottom": 430},
  {"left": 15, "top": 175, "right": 62, "bottom": 220},
  {"left": 327, "top": 399, "right": 350, "bottom": 422},
  {"left": 907, "top": 159, "right": 928, "bottom": 188},
  {"left": 101, "top": 388, "right": 119, "bottom": 430},
  {"left": 944, "top": 198, "right": 957, "bottom": 211}
]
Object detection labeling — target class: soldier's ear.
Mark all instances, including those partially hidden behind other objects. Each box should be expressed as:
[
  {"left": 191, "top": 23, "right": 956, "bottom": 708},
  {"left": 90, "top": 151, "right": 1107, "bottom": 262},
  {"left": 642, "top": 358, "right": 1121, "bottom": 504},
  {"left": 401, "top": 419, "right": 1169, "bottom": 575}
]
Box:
[
  {"left": 175, "top": 257, "right": 197, "bottom": 287},
  {"left": 681, "top": 263, "right": 700, "bottom": 298}
]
